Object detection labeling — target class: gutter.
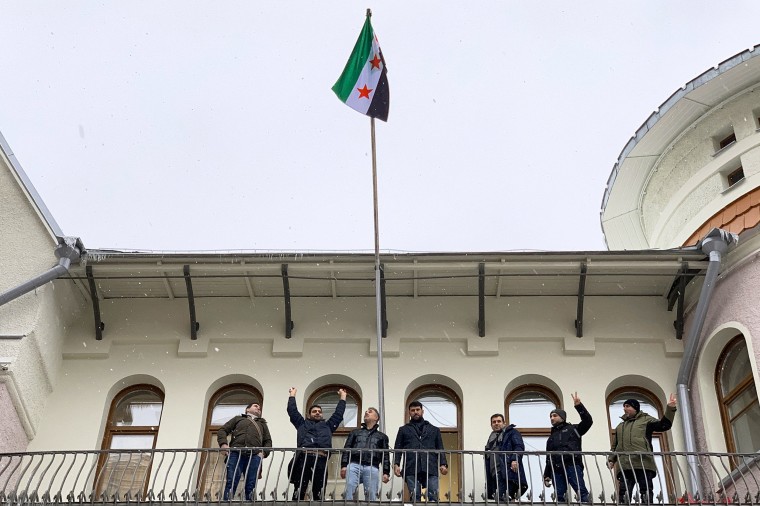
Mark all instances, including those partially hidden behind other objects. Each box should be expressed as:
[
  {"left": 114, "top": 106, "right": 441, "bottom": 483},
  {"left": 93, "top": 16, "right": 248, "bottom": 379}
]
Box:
[
  {"left": 676, "top": 228, "right": 738, "bottom": 496},
  {"left": 0, "top": 236, "right": 83, "bottom": 307}
]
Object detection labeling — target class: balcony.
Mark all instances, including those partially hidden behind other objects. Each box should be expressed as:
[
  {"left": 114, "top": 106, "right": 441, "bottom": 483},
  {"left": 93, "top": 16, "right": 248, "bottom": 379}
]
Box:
[{"left": 1, "top": 449, "right": 759, "bottom": 505}]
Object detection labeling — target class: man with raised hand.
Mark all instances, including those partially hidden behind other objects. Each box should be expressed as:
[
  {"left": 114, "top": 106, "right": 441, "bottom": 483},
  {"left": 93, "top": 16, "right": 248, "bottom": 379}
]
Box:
[
  {"left": 543, "top": 392, "right": 593, "bottom": 503},
  {"left": 287, "top": 387, "right": 347, "bottom": 501}
]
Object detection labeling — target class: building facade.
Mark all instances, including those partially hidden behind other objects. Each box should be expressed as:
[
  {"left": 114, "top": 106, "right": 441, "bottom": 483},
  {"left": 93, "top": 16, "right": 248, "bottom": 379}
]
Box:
[{"left": 2, "top": 44, "right": 760, "bottom": 503}]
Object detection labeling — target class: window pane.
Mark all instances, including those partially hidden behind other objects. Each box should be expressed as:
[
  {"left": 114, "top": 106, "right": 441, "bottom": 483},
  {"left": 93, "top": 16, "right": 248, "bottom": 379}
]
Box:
[
  {"left": 314, "top": 392, "right": 358, "bottom": 428},
  {"left": 650, "top": 437, "right": 670, "bottom": 503},
  {"left": 418, "top": 393, "right": 457, "bottom": 428},
  {"left": 509, "top": 392, "right": 555, "bottom": 428},
  {"left": 109, "top": 434, "right": 156, "bottom": 450},
  {"left": 210, "top": 389, "right": 259, "bottom": 426},
  {"left": 113, "top": 391, "right": 163, "bottom": 427},
  {"left": 200, "top": 433, "right": 227, "bottom": 500},
  {"left": 608, "top": 395, "right": 659, "bottom": 430},
  {"left": 720, "top": 340, "right": 752, "bottom": 395},
  {"left": 522, "top": 436, "right": 548, "bottom": 499},
  {"left": 727, "top": 388, "right": 758, "bottom": 419},
  {"left": 97, "top": 452, "right": 153, "bottom": 500},
  {"left": 731, "top": 401, "right": 760, "bottom": 454}
]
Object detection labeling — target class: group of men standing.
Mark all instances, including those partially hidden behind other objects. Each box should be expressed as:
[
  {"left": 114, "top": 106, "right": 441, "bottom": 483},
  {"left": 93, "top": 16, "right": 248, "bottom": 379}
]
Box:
[{"left": 216, "top": 387, "right": 677, "bottom": 503}]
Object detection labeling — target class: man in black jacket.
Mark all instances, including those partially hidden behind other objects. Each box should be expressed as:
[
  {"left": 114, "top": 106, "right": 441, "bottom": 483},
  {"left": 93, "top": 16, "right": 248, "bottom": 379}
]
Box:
[
  {"left": 287, "top": 387, "right": 347, "bottom": 501},
  {"left": 340, "top": 407, "right": 390, "bottom": 500},
  {"left": 217, "top": 401, "right": 273, "bottom": 501},
  {"left": 543, "top": 392, "right": 593, "bottom": 503},
  {"left": 393, "top": 401, "right": 448, "bottom": 502}
]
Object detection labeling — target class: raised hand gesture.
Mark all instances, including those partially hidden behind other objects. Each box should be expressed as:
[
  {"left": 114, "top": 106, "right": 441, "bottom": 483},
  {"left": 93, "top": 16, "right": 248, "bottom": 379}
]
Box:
[
  {"left": 289, "top": 387, "right": 297, "bottom": 397},
  {"left": 571, "top": 392, "right": 581, "bottom": 406},
  {"left": 667, "top": 393, "right": 677, "bottom": 408}
]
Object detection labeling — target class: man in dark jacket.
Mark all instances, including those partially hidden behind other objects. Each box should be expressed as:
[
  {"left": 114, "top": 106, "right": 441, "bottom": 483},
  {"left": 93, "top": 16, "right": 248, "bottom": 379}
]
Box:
[
  {"left": 497, "top": 421, "right": 529, "bottom": 501},
  {"left": 543, "top": 392, "right": 593, "bottom": 503},
  {"left": 484, "top": 413, "right": 510, "bottom": 501},
  {"left": 340, "top": 407, "right": 390, "bottom": 500},
  {"left": 217, "top": 401, "right": 273, "bottom": 501},
  {"left": 287, "top": 387, "right": 347, "bottom": 501},
  {"left": 393, "top": 401, "right": 448, "bottom": 502},
  {"left": 607, "top": 394, "right": 677, "bottom": 504}
]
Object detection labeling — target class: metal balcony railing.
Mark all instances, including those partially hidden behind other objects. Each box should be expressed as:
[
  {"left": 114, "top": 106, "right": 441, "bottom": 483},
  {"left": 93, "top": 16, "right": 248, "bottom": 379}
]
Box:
[{"left": 1, "top": 449, "right": 758, "bottom": 505}]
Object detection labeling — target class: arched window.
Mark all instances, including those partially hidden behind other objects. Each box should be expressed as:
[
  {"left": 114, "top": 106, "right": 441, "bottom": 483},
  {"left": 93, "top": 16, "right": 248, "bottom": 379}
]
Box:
[
  {"left": 607, "top": 387, "right": 672, "bottom": 501},
  {"left": 506, "top": 385, "right": 560, "bottom": 499},
  {"left": 199, "top": 384, "right": 263, "bottom": 499},
  {"left": 305, "top": 385, "right": 361, "bottom": 488},
  {"left": 406, "top": 385, "right": 462, "bottom": 502},
  {"left": 97, "top": 385, "right": 164, "bottom": 500},
  {"left": 715, "top": 336, "right": 760, "bottom": 455}
]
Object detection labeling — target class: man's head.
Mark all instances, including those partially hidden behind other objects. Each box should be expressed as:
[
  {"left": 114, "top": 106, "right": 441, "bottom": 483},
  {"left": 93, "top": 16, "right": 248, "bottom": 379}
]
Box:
[
  {"left": 490, "top": 413, "right": 505, "bottom": 431},
  {"left": 549, "top": 409, "right": 566, "bottom": 426},
  {"left": 623, "top": 399, "right": 640, "bottom": 417},
  {"left": 364, "top": 407, "right": 380, "bottom": 426},
  {"left": 308, "top": 404, "right": 323, "bottom": 421},
  {"left": 246, "top": 402, "right": 262, "bottom": 418},
  {"left": 408, "top": 400, "right": 424, "bottom": 421}
]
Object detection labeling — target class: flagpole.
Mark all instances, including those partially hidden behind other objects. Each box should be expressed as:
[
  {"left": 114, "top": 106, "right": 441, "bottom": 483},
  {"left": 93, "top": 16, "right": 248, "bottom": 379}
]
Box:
[{"left": 370, "top": 115, "right": 386, "bottom": 433}]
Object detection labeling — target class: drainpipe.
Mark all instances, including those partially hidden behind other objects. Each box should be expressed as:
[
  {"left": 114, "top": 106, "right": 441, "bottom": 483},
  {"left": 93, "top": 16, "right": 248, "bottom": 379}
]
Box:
[
  {"left": 0, "top": 236, "right": 82, "bottom": 307},
  {"left": 676, "top": 228, "right": 737, "bottom": 497}
]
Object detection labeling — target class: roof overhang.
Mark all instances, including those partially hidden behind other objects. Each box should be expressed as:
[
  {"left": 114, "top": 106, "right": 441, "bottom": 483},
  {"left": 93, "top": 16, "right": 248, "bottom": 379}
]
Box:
[{"left": 70, "top": 248, "right": 707, "bottom": 300}]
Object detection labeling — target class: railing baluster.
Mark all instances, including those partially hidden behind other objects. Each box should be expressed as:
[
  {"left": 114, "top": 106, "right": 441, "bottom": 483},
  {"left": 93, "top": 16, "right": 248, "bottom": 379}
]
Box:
[{"left": 0, "top": 447, "right": 759, "bottom": 504}]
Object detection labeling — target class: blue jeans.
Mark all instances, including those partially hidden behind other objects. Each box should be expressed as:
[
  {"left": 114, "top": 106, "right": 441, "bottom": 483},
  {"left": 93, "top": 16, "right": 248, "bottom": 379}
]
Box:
[
  {"left": 405, "top": 473, "right": 439, "bottom": 502},
  {"left": 224, "top": 451, "right": 261, "bottom": 501},
  {"left": 553, "top": 465, "right": 588, "bottom": 502},
  {"left": 345, "top": 462, "right": 380, "bottom": 500}
]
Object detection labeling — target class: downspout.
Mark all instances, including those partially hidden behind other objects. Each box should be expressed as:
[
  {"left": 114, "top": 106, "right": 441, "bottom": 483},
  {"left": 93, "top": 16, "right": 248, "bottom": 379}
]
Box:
[
  {"left": 0, "top": 236, "right": 82, "bottom": 307},
  {"left": 676, "top": 228, "right": 737, "bottom": 497}
]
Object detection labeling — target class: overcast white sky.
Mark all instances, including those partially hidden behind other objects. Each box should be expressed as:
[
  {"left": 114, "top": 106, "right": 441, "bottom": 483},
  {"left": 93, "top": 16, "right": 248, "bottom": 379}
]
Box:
[{"left": 2, "top": 2, "right": 760, "bottom": 253}]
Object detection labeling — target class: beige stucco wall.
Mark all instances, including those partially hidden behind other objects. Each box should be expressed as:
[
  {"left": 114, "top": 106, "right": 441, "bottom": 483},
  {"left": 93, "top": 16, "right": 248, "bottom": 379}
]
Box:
[
  {"left": 24, "top": 291, "right": 684, "bottom": 495},
  {"left": 0, "top": 146, "right": 84, "bottom": 448},
  {"left": 641, "top": 90, "right": 760, "bottom": 248}
]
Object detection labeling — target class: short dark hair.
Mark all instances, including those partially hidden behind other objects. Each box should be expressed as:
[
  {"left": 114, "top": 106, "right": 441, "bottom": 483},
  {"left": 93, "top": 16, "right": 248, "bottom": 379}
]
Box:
[
  {"left": 408, "top": 400, "right": 423, "bottom": 410},
  {"left": 246, "top": 401, "right": 261, "bottom": 409},
  {"left": 309, "top": 404, "right": 323, "bottom": 412},
  {"left": 490, "top": 413, "right": 504, "bottom": 422},
  {"left": 367, "top": 407, "right": 380, "bottom": 418}
]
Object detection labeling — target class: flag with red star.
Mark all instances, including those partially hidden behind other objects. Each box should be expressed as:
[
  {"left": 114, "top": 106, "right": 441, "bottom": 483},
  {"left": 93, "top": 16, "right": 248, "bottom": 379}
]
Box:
[{"left": 332, "top": 14, "right": 389, "bottom": 122}]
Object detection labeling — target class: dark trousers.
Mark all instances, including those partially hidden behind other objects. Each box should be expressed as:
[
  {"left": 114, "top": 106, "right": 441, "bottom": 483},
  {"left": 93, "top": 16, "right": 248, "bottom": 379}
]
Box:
[
  {"left": 223, "top": 451, "right": 260, "bottom": 501},
  {"left": 553, "top": 465, "right": 589, "bottom": 502},
  {"left": 486, "top": 457, "right": 525, "bottom": 501},
  {"left": 617, "top": 469, "right": 656, "bottom": 504},
  {"left": 289, "top": 452, "right": 328, "bottom": 500}
]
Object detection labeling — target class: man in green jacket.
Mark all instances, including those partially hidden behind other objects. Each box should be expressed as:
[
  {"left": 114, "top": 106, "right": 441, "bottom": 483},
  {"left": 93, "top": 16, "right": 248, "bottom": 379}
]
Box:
[{"left": 607, "top": 394, "right": 677, "bottom": 504}]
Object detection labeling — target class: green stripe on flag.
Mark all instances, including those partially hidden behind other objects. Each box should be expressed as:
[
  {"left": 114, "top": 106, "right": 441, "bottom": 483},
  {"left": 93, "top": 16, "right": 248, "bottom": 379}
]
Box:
[{"left": 332, "top": 17, "right": 374, "bottom": 102}]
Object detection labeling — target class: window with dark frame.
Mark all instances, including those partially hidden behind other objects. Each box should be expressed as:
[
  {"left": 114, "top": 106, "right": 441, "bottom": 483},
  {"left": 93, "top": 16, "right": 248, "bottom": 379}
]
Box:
[
  {"left": 505, "top": 384, "right": 560, "bottom": 501},
  {"left": 727, "top": 166, "right": 745, "bottom": 187},
  {"left": 97, "top": 385, "right": 164, "bottom": 500},
  {"left": 715, "top": 336, "right": 760, "bottom": 457},
  {"left": 719, "top": 132, "right": 737, "bottom": 150},
  {"left": 198, "top": 384, "right": 263, "bottom": 500}
]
